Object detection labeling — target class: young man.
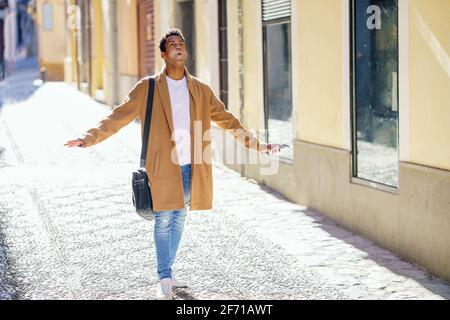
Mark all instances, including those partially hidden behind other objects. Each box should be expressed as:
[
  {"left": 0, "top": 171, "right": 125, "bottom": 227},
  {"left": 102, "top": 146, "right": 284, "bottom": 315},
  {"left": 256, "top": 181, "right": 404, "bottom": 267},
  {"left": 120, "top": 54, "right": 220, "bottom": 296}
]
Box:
[{"left": 65, "top": 29, "right": 281, "bottom": 300}]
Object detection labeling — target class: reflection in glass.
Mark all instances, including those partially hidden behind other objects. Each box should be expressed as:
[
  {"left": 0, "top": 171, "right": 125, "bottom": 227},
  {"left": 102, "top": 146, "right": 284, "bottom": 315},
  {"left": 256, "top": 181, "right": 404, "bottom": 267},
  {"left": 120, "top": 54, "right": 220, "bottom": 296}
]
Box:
[
  {"left": 264, "top": 22, "right": 293, "bottom": 159},
  {"left": 351, "top": 0, "right": 399, "bottom": 187}
]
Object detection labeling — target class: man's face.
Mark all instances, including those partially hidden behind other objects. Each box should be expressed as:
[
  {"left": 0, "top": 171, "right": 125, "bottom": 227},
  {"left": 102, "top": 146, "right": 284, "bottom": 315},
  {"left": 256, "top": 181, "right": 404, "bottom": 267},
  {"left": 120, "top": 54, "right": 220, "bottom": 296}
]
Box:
[{"left": 161, "top": 35, "right": 188, "bottom": 67}]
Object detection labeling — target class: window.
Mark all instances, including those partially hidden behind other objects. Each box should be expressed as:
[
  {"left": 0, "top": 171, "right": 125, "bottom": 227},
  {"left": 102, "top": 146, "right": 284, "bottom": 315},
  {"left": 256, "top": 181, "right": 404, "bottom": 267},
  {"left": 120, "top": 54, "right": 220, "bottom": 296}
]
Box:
[
  {"left": 176, "top": 0, "right": 195, "bottom": 75},
  {"left": 262, "top": 0, "right": 293, "bottom": 159},
  {"left": 42, "top": 2, "right": 54, "bottom": 31},
  {"left": 350, "top": 0, "right": 399, "bottom": 187},
  {"left": 218, "top": 0, "right": 228, "bottom": 109}
]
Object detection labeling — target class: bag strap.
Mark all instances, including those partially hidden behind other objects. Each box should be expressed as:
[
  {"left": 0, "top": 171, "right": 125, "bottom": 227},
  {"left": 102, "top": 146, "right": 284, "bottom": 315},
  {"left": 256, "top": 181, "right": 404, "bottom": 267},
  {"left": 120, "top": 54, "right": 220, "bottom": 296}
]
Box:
[{"left": 140, "top": 77, "right": 155, "bottom": 168}]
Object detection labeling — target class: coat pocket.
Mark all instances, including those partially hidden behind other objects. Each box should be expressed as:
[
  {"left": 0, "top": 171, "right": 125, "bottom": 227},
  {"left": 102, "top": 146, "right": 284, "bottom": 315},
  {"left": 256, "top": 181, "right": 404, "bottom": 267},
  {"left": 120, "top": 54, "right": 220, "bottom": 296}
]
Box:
[
  {"left": 152, "top": 151, "right": 160, "bottom": 177},
  {"left": 202, "top": 163, "right": 210, "bottom": 177}
]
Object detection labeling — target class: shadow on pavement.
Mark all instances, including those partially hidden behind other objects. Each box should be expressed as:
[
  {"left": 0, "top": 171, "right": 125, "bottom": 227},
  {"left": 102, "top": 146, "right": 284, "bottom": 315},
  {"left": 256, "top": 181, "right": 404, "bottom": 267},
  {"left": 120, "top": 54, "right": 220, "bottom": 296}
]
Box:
[
  {"left": 0, "top": 212, "right": 22, "bottom": 300},
  {"left": 303, "top": 208, "right": 450, "bottom": 299},
  {"left": 173, "top": 288, "right": 197, "bottom": 300},
  {"left": 255, "top": 182, "right": 450, "bottom": 299}
]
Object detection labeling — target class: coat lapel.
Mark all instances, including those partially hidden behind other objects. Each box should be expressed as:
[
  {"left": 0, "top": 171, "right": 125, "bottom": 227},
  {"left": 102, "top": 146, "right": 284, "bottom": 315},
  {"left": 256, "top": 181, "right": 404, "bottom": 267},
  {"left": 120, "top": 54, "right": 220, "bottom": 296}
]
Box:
[
  {"left": 156, "top": 69, "right": 175, "bottom": 135},
  {"left": 185, "top": 68, "right": 198, "bottom": 125}
]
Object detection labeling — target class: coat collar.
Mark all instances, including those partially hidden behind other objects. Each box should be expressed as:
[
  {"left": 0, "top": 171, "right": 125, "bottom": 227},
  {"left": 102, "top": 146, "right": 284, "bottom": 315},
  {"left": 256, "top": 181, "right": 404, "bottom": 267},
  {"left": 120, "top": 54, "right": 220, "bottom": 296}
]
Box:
[{"left": 156, "top": 65, "right": 193, "bottom": 83}]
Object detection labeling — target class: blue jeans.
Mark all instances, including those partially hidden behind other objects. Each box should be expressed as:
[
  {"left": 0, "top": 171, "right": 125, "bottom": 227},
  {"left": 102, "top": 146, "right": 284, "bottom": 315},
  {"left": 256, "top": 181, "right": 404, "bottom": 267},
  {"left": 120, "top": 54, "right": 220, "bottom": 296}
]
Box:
[{"left": 154, "top": 164, "right": 191, "bottom": 280}]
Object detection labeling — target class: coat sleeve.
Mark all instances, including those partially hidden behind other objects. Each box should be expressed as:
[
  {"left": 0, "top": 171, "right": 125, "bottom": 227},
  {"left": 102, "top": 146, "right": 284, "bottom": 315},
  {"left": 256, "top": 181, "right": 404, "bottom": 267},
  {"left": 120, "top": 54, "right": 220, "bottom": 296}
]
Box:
[
  {"left": 80, "top": 79, "right": 146, "bottom": 147},
  {"left": 209, "top": 87, "right": 262, "bottom": 152}
]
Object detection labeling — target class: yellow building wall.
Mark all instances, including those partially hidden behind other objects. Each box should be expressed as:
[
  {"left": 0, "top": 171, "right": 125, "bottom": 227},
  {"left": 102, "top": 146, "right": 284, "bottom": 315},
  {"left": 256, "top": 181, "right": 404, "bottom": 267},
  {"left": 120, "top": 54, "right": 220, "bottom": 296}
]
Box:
[
  {"left": 409, "top": 0, "right": 450, "bottom": 171},
  {"left": 100, "top": 0, "right": 110, "bottom": 99},
  {"left": 69, "top": 7, "right": 78, "bottom": 85},
  {"left": 154, "top": 0, "right": 177, "bottom": 71},
  {"left": 117, "top": 0, "right": 139, "bottom": 76},
  {"left": 191, "top": 0, "right": 252, "bottom": 124},
  {"left": 242, "top": 0, "right": 264, "bottom": 130},
  {"left": 90, "top": 0, "right": 104, "bottom": 94},
  {"left": 296, "top": 0, "right": 344, "bottom": 149},
  {"left": 194, "top": 0, "right": 219, "bottom": 93},
  {"left": 194, "top": 0, "right": 209, "bottom": 80},
  {"left": 36, "top": 0, "right": 66, "bottom": 80},
  {"left": 226, "top": 0, "right": 241, "bottom": 117},
  {"left": 64, "top": 0, "right": 78, "bottom": 84},
  {"left": 153, "top": 0, "right": 162, "bottom": 72}
]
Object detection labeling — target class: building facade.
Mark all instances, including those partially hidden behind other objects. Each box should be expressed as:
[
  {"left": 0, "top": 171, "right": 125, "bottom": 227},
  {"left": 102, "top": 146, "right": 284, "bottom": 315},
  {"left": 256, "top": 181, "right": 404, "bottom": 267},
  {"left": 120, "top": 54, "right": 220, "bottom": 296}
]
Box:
[
  {"left": 60, "top": 0, "right": 157, "bottom": 105},
  {"left": 170, "top": 0, "right": 450, "bottom": 282},
  {"left": 212, "top": 0, "right": 450, "bottom": 280},
  {"left": 36, "top": 0, "right": 65, "bottom": 80},
  {"left": 36, "top": 0, "right": 450, "bottom": 282}
]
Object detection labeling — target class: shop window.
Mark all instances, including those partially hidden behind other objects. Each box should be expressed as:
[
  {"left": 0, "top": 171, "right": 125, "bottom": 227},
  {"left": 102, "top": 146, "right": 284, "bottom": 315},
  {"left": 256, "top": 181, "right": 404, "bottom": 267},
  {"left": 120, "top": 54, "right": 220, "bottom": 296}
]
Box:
[
  {"left": 262, "top": 0, "right": 293, "bottom": 159},
  {"left": 350, "top": 0, "right": 399, "bottom": 187}
]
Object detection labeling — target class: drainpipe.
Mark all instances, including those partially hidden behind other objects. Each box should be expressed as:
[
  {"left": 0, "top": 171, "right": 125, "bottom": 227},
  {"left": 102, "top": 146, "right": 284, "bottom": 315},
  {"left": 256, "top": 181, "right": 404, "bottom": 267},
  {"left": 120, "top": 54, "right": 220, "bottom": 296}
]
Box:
[
  {"left": 87, "top": 0, "right": 92, "bottom": 97},
  {"left": 109, "top": 0, "right": 118, "bottom": 105},
  {"left": 75, "top": 0, "right": 80, "bottom": 90},
  {"left": 238, "top": 0, "right": 244, "bottom": 123},
  {"left": 237, "top": 0, "right": 246, "bottom": 177}
]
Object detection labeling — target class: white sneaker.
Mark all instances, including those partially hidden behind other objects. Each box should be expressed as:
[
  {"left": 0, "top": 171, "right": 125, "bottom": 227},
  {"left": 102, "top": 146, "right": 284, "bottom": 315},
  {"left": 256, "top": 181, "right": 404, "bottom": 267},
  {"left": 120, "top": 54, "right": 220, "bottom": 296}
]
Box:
[
  {"left": 171, "top": 274, "right": 188, "bottom": 288},
  {"left": 136, "top": 210, "right": 154, "bottom": 221},
  {"left": 156, "top": 278, "right": 173, "bottom": 300}
]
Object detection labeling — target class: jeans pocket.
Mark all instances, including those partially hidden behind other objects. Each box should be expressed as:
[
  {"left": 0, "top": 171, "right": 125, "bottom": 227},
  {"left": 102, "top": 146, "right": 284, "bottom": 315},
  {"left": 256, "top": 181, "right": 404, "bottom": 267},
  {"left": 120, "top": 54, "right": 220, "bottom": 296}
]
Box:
[{"left": 181, "top": 165, "right": 192, "bottom": 205}]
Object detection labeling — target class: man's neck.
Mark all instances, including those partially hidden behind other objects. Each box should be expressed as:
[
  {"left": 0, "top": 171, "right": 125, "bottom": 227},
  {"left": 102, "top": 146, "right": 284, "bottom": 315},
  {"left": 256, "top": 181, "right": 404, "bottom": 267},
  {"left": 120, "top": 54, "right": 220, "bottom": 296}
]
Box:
[{"left": 166, "top": 65, "right": 185, "bottom": 81}]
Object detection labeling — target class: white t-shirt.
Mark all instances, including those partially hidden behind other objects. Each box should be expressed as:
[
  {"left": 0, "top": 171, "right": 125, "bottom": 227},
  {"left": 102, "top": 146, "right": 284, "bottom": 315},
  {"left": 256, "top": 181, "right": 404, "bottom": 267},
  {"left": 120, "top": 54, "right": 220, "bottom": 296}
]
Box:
[{"left": 166, "top": 76, "right": 191, "bottom": 166}]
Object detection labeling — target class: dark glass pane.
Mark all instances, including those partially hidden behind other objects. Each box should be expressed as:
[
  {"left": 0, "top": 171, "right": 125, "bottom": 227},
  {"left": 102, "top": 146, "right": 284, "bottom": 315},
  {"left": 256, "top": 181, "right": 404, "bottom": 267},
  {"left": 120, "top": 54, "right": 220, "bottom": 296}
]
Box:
[
  {"left": 265, "top": 22, "right": 293, "bottom": 159},
  {"left": 218, "top": 0, "right": 228, "bottom": 108},
  {"left": 178, "top": 0, "right": 195, "bottom": 75},
  {"left": 352, "top": 0, "right": 399, "bottom": 187}
]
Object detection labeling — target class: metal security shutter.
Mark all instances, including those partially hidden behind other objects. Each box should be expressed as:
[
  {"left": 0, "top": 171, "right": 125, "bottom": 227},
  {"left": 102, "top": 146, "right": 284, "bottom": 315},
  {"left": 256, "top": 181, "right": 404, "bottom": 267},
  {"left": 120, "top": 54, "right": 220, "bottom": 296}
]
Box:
[{"left": 262, "top": 0, "right": 291, "bottom": 22}]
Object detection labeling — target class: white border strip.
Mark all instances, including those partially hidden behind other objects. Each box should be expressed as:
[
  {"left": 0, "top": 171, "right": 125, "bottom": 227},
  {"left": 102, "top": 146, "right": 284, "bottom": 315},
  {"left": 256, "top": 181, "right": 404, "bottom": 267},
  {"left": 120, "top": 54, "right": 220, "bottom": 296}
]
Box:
[
  {"left": 399, "top": 0, "right": 410, "bottom": 162},
  {"left": 208, "top": 0, "right": 220, "bottom": 95},
  {"left": 291, "top": 0, "right": 300, "bottom": 142},
  {"left": 341, "top": 0, "right": 351, "bottom": 151},
  {"left": 257, "top": 2, "right": 266, "bottom": 132}
]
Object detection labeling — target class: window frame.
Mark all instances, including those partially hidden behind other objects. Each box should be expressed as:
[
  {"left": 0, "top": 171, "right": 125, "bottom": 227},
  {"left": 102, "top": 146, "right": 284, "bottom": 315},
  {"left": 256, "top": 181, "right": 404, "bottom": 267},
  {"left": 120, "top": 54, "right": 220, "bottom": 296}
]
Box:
[
  {"left": 349, "top": 0, "right": 400, "bottom": 191},
  {"left": 262, "top": 17, "right": 293, "bottom": 151}
]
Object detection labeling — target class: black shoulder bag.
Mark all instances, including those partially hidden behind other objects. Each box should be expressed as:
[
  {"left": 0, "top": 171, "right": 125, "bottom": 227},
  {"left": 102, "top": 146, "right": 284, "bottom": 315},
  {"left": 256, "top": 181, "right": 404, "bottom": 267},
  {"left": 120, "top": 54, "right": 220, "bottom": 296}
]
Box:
[{"left": 132, "top": 77, "right": 155, "bottom": 219}]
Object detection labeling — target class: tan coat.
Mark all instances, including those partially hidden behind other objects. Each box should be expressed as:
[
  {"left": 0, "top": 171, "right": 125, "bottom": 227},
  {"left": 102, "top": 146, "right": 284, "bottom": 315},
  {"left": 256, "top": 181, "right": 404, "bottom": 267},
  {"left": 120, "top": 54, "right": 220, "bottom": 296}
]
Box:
[{"left": 81, "top": 66, "right": 262, "bottom": 211}]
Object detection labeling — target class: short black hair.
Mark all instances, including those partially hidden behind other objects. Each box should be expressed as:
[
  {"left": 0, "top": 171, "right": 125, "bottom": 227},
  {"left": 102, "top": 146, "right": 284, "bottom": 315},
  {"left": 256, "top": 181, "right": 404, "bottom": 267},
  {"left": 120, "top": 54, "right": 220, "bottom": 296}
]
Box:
[{"left": 159, "top": 28, "right": 186, "bottom": 52}]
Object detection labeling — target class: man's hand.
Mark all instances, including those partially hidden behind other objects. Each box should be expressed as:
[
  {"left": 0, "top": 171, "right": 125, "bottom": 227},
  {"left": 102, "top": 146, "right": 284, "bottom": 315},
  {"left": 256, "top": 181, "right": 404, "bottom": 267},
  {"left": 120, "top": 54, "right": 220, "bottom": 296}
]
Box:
[
  {"left": 260, "top": 143, "right": 285, "bottom": 155},
  {"left": 64, "top": 138, "right": 86, "bottom": 148}
]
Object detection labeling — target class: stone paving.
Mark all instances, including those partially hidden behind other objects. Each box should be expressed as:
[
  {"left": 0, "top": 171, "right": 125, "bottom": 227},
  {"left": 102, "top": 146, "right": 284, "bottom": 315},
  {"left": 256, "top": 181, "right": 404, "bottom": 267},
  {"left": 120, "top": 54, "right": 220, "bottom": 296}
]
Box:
[{"left": 0, "top": 58, "right": 449, "bottom": 300}]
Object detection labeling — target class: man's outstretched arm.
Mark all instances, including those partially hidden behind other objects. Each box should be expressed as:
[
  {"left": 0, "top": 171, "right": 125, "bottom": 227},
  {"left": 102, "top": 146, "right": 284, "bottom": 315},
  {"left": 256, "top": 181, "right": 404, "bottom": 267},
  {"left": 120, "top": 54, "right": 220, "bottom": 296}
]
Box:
[
  {"left": 65, "top": 78, "right": 146, "bottom": 148},
  {"left": 208, "top": 87, "right": 281, "bottom": 154}
]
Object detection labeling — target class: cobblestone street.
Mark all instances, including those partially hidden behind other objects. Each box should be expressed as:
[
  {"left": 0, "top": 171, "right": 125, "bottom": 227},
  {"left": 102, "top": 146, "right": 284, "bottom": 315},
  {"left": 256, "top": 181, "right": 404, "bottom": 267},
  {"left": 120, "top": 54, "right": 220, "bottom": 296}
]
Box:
[{"left": 0, "top": 58, "right": 449, "bottom": 300}]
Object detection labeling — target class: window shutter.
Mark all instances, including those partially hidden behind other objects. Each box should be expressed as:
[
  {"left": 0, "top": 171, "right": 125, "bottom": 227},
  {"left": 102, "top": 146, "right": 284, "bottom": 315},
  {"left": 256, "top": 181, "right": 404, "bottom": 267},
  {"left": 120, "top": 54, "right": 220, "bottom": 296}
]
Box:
[{"left": 262, "top": 0, "right": 291, "bottom": 22}]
